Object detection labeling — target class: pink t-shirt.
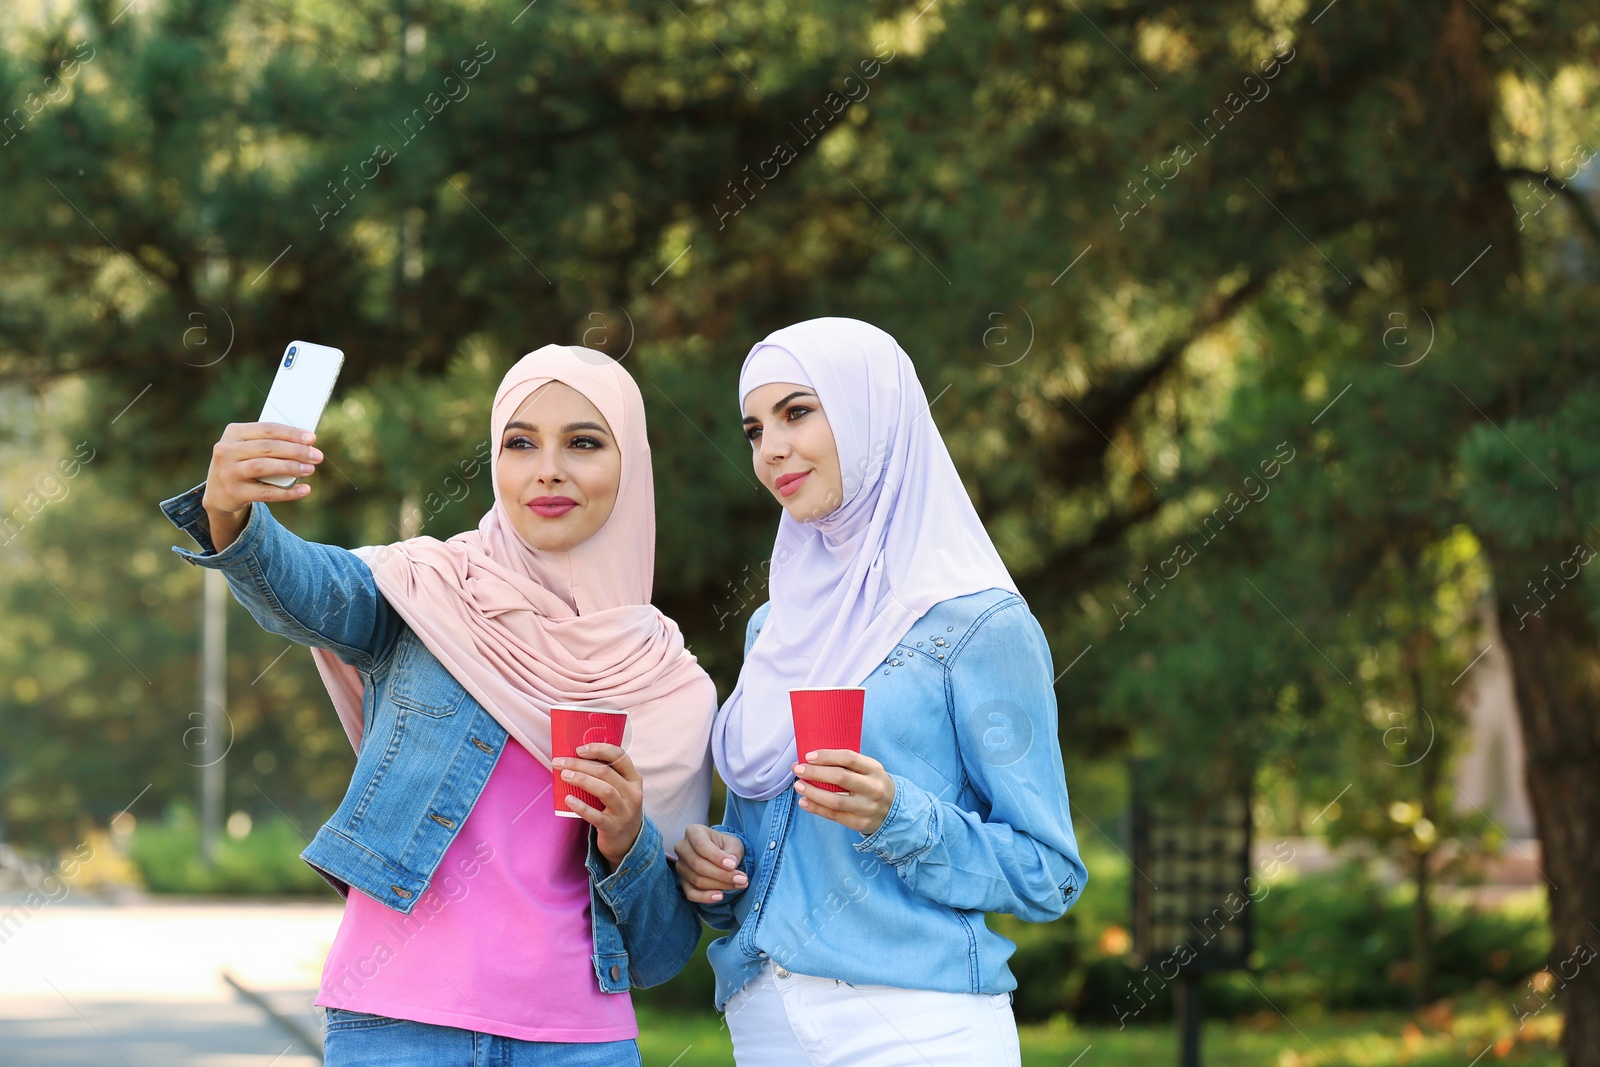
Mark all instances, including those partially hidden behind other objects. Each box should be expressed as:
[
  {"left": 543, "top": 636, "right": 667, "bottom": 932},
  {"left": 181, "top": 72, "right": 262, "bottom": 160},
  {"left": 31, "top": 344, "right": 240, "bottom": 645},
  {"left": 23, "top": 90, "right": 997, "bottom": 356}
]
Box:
[{"left": 314, "top": 739, "right": 637, "bottom": 1042}]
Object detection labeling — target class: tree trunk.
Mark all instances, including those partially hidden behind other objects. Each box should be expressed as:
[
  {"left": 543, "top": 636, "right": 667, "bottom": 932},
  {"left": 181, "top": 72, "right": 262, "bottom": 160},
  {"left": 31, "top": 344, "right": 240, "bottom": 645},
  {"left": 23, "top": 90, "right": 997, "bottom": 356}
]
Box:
[
  {"left": 1487, "top": 542, "right": 1600, "bottom": 1066},
  {"left": 1412, "top": 842, "right": 1434, "bottom": 1006},
  {"left": 1409, "top": 659, "right": 1437, "bottom": 1005}
]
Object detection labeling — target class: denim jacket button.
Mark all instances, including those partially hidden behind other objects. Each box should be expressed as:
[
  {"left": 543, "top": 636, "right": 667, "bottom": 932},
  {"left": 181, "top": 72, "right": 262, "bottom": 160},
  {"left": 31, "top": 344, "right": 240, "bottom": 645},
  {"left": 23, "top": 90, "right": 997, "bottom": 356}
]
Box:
[
  {"left": 767, "top": 840, "right": 776, "bottom": 849},
  {"left": 609, "top": 964, "right": 621, "bottom": 981},
  {"left": 392, "top": 885, "right": 412, "bottom": 899}
]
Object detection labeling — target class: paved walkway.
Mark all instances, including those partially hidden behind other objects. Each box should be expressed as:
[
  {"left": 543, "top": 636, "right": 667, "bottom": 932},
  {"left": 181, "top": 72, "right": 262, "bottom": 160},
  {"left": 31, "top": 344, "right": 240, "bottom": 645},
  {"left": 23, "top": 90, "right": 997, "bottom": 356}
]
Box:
[{"left": 0, "top": 892, "right": 342, "bottom": 1066}]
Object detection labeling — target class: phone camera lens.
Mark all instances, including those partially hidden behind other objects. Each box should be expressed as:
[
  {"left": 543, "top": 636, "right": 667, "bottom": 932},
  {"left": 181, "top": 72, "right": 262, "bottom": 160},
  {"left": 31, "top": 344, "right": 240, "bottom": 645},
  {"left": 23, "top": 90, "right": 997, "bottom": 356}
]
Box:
[{"left": 285, "top": 346, "right": 297, "bottom": 368}]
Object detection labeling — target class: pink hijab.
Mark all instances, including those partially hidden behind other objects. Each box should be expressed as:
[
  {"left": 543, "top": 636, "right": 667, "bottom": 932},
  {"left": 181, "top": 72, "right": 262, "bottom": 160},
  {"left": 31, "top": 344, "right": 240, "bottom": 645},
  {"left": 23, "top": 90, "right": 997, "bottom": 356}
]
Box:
[{"left": 310, "top": 345, "right": 716, "bottom": 850}]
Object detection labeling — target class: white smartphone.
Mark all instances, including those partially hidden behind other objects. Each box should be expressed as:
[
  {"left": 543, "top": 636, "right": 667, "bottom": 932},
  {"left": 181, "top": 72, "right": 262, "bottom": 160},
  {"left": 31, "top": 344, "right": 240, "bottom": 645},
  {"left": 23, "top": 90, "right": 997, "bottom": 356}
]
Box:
[{"left": 256, "top": 340, "right": 344, "bottom": 488}]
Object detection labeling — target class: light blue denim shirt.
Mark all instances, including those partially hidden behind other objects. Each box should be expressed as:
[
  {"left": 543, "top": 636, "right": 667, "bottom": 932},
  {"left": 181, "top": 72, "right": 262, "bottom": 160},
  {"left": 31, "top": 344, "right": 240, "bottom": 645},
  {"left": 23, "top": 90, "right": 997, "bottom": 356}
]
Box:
[
  {"left": 159, "top": 482, "right": 701, "bottom": 993},
  {"left": 697, "top": 588, "right": 1087, "bottom": 1010}
]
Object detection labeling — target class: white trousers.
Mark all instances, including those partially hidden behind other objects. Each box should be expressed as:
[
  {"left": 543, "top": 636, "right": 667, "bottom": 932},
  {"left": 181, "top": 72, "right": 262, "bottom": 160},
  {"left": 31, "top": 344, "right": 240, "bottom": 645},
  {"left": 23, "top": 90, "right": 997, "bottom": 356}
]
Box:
[{"left": 723, "top": 961, "right": 1022, "bottom": 1067}]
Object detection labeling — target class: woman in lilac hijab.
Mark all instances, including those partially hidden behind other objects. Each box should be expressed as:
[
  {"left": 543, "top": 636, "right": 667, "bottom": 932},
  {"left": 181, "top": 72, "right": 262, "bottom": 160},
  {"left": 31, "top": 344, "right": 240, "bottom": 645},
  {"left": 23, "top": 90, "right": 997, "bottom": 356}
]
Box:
[{"left": 673, "top": 318, "right": 1088, "bottom": 1066}]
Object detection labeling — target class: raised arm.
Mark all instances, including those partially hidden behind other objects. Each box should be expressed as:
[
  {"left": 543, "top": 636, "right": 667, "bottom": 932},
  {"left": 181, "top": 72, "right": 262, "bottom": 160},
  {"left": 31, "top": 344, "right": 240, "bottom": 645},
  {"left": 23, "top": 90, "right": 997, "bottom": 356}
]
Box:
[{"left": 160, "top": 422, "right": 402, "bottom": 671}]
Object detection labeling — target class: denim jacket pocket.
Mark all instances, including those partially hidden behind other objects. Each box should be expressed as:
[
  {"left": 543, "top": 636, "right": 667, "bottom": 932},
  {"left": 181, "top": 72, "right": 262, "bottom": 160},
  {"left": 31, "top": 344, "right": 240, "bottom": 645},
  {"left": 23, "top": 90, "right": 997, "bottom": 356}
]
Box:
[{"left": 386, "top": 632, "right": 466, "bottom": 718}]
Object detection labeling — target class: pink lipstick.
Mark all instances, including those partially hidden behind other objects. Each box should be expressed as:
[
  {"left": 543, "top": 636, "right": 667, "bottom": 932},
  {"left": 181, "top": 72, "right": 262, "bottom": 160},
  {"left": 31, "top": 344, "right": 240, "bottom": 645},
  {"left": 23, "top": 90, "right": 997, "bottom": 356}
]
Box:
[
  {"left": 775, "top": 471, "right": 811, "bottom": 498},
  {"left": 528, "top": 496, "right": 577, "bottom": 518}
]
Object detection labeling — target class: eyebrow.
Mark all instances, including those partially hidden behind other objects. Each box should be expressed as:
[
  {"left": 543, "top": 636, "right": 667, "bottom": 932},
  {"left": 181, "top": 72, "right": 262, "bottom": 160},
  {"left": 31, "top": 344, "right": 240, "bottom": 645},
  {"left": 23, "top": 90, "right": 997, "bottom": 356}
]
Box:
[
  {"left": 502, "top": 420, "right": 612, "bottom": 436},
  {"left": 741, "top": 390, "right": 818, "bottom": 425}
]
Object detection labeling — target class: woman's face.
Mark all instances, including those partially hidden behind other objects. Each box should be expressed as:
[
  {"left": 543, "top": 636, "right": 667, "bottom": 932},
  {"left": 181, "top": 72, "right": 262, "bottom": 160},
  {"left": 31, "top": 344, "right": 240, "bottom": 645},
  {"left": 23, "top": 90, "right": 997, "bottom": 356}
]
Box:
[
  {"left": 496, "top": 381, "right": 621, "bottom": 551},
  {"left": 742, "top": 381, "right": 844, "bottom": 523}
]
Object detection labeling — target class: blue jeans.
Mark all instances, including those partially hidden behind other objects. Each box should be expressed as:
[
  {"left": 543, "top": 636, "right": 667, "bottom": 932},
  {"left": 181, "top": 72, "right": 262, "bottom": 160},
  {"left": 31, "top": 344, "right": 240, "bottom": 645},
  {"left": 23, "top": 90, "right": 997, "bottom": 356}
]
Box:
[{"left": 322, "top": 1009, "right": 642, "bottom": 1067}]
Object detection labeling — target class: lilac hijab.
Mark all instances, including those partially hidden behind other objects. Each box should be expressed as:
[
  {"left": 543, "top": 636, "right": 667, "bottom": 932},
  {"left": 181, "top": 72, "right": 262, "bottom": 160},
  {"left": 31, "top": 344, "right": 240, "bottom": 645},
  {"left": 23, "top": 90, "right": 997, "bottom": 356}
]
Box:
[{"left": 712, "top": 318, "right": 1018, "bottom": 801}]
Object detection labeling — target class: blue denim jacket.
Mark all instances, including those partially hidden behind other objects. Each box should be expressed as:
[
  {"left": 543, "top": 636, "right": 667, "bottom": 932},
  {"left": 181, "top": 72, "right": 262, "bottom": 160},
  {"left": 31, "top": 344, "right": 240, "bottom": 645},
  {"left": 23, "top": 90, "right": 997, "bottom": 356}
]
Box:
[
  {"left": 697, "top": 588, "right": 1086, "bottom": 1010},
  {"left": 159, "top": 483, "right": 701, "bottom": 993}
]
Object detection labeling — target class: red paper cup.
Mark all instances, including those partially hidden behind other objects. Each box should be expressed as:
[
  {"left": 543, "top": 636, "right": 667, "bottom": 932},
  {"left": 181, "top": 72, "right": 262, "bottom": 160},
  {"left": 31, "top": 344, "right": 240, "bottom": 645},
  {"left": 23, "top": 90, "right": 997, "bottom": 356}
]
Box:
[
  {"left": 551, "top": 705, "right": 627, "bottom": 818},
  {"left": 790, "top": 687, "right": 865, "bottom": 793}
]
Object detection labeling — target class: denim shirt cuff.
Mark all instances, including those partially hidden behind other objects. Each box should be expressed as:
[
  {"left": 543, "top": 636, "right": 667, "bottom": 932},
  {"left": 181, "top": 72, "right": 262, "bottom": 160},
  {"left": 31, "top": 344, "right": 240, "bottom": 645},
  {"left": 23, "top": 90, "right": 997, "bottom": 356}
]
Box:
[
  {"left": 588, "top": 815, "right": 666, "bottom": 917},
  {"left": 160, "top": 480, "right": 268, "bottom": 570},
  {"left": 854, "top": 773, "right": 938, "bottom": 865}
]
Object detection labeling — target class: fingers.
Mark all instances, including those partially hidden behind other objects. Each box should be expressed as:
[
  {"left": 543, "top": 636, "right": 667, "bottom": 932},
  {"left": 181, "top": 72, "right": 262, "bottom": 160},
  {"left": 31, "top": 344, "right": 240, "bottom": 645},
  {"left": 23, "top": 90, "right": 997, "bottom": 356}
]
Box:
[
  {"left": 795, "top": 791, "right": 852, "bottom": 827},
  {"left": 206, "top": 427, "right": 326, "bottom": 514},
  {"left": 554, "top": 756, "right": 631, "bottom": 796},
  {"left": 793, "top": 754, "right": 894, "bottom": 833},
  {"left": 574, "top": 743, "right": 639, "bottom": 782},
  {"left": 222, "top": 421, "right": 317, "bottom": 445},
  {"left": 222, "top": 480, "right": 313, "bottom": 502},
  {"left": 673, "top": 825, "right": 748, "bottom": 896},
  {"left": 710, "top": 828, "right": 746, "bottom": 866},
  {"left": 677, "top": 867, "right": 744, "bottom": 902},
  {"left": 792, "top": 762, "right": 874, "bottom": 794},
  {"left": 561, "top": 773, "right": 618, "bottom": 807},
  {"left": 564, "top": 794, "right": 634, "bottom": 845},
  {"left": 674, "top": 841, "right": 724, "bottom": 900},
  {"left": 564, "top": 793, "right": 607, "bottom": 827},
  {"left": 678, "top": 864, "right": 744, "bottom": 896},
  {"left": 674, "top": 843, "right": 746, "bottom": 888},
  {"left": 689, "top": 824, "right": 742, "bottom": 869},
  {"left": 679, "top": 879, "right": 732, "bottom": 905},
  {"left": 558, "top": 768, "right": 628, "bottom": 812},
  {"left": 793, "top": 781, "right": 858, "bottom": 812},
  {"left": 240, "top": 457, "right": 319, "bottom": 483},
  {"left": 798, "top": 748, "right": 876, "bottom": 772},
  {"left": 795, "top": 786, "right": 874, "bottom": 831},
  {"left": 215, "top": 438, "right": 324, "bottom": 469},
  {"left": 682, "top": 887, "right": 726, "bottom": 904}
]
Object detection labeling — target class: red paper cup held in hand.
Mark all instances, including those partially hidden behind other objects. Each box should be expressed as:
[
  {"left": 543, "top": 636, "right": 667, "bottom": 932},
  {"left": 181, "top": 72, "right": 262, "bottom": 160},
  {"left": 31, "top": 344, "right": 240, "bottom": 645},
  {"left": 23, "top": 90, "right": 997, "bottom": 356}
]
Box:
[
  {"left": 790, "top": 688, "right": 865, "bottom": 793},
  {"left": 551, "top": 705, "right": 627, "bottom": 818}
]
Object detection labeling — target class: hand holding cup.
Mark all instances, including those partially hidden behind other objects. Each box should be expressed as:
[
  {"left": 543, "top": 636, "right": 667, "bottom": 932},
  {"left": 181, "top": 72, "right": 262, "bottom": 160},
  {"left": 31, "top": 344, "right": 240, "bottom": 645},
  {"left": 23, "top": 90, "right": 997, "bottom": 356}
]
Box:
[
  {"left": 552, "top": 741, "right": 644, "bottom": 871},
  {"left": 792, "top": 750, "right": 897, "bottom": 835},
  {"left": 788, "top": 687, "right": 894, "bottom": 834},
  {"left": 550, "top": 706, "right": 640, "bottom": 870}
]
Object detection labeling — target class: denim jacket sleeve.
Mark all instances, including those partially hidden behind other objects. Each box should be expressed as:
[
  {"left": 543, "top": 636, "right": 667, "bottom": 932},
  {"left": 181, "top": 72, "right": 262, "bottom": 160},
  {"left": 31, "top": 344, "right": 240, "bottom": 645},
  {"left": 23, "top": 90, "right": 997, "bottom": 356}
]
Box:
[
  {"left": 584, "top": 815, "right": 703, "bottom": 988},
  {"left": 854, "top": 598, "right": 1087, "bottom": 921},
  {"left": 159, "top": 481, "right": 403, "bottom": 671}
]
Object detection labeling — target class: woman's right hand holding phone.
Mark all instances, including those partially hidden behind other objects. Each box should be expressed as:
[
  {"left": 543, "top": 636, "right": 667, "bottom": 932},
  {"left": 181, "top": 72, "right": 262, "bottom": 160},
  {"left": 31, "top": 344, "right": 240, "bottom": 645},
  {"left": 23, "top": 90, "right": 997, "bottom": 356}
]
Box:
[
  {"left": 673, "top": 824, "right": 749, "bottom": 904},
  {"left": 201, "top": 422, "right": 323, "bottom": 551}
]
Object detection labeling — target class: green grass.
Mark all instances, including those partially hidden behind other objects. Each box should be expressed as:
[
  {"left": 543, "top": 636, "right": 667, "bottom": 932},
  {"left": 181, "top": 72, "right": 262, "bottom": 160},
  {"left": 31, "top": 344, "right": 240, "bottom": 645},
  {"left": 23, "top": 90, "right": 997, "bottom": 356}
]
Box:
[
  {"left": 634, "top": 995, "right": 1561, "bottom": 1066},
  {"left": 127, "top": 809, "right": 330, "bottom": 895}
]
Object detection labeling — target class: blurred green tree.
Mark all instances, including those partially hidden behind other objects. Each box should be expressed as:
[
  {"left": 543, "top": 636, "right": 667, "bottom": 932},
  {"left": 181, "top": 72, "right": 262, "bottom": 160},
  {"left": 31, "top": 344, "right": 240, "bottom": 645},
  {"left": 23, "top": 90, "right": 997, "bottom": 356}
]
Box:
[{"left": 1, "top": 0, "right": 1598, "bottom": 1054}]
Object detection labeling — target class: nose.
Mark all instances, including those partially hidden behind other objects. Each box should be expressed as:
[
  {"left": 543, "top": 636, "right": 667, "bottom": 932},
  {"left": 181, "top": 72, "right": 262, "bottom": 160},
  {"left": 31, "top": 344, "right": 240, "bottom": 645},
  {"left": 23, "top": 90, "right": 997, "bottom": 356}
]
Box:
[
  {"left": 533, "top": 445, "right": 567, "bottom": 485},
  {"left": 759, "top": 428, "right": 790, "bottom": 464}
]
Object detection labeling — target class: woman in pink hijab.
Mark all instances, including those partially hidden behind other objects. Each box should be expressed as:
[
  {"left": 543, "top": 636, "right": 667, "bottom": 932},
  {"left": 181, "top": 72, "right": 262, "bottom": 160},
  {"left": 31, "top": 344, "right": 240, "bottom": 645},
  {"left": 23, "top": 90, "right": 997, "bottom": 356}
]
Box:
[{"left": 160, "top": 344, "right": 715, "bottom": 1066}]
